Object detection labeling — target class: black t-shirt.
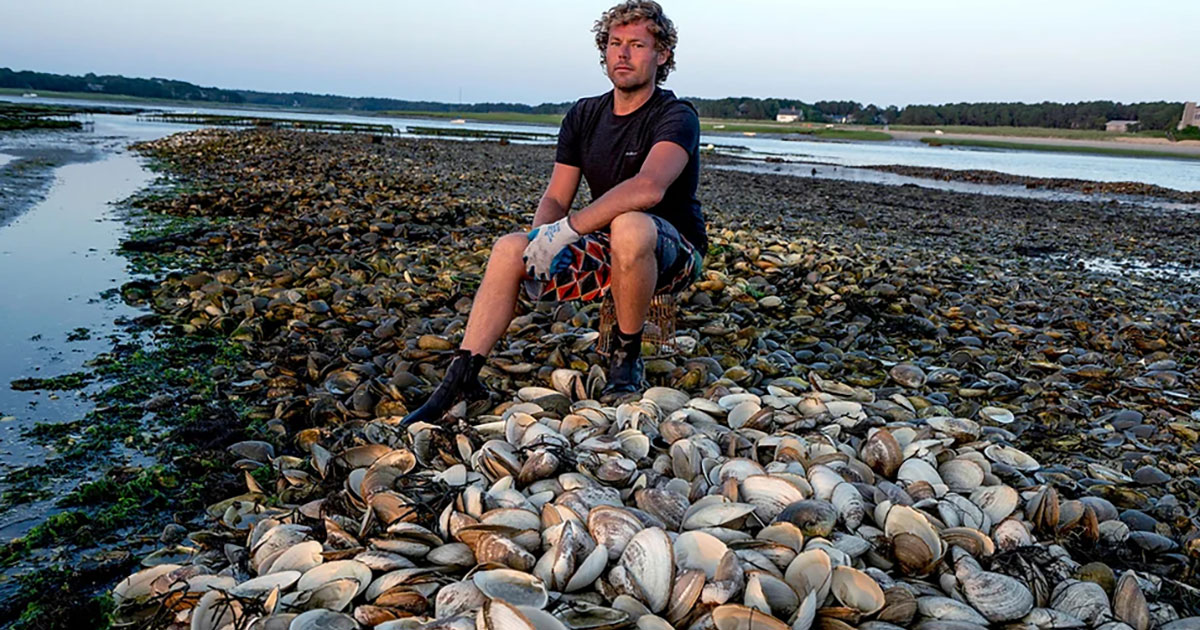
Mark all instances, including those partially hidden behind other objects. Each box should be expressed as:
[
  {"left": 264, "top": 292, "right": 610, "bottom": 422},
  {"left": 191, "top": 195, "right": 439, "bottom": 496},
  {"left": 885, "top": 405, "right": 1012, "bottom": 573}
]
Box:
[{"left": 555, "top": 87, "right": 707, "bottom": 252}]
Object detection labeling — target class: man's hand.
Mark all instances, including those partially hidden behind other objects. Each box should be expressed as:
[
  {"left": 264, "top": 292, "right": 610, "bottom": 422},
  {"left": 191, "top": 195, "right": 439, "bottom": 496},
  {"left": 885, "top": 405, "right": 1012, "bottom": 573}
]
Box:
[{"left": 523, "top": 216, "right": 581, "bottom": 279}]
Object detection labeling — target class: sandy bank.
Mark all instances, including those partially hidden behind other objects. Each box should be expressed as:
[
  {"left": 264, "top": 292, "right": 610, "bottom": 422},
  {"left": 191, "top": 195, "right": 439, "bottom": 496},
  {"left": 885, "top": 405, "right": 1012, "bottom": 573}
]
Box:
[{"left": 887, "top": 129, "right": 1200, "bottom": 156}]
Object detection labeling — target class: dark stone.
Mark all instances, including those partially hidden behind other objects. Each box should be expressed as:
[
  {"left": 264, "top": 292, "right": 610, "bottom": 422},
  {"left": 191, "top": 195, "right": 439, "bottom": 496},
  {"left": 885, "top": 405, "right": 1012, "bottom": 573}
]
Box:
[
  {"left": 1119, "top": 509, "right": 1159, "bottom": 532},
  {"left": 1132, "top": 465, "right": 1171, "bottom": 486}
]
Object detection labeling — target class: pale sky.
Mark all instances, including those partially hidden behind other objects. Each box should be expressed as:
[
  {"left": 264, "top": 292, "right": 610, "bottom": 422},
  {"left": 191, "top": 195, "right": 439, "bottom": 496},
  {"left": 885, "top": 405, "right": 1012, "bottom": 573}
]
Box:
[{"left": 0, "top": 0, "right": 1193, "bottom": 107}]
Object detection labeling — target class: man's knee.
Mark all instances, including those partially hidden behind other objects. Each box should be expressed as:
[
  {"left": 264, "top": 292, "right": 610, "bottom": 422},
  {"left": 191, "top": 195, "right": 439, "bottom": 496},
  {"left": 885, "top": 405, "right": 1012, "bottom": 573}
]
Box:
[
  {"left": 489, "top": 232, "right": 528, "bottom": 266},
  {"left": 610, "top": 213, "right": 656, "bottom": 259}
]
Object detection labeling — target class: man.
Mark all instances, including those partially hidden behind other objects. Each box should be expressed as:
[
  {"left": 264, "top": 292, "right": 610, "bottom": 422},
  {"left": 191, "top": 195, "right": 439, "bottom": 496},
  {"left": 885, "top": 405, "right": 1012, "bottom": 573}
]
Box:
[{"left": 402, "top": 0, "right": 706, "bottom": 426}]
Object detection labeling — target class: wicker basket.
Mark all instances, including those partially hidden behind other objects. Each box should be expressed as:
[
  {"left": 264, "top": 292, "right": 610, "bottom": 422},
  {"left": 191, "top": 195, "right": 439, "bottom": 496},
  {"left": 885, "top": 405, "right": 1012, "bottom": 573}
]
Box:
[{"left": 596, "top": 293, "right": 678, "bottom": 358}]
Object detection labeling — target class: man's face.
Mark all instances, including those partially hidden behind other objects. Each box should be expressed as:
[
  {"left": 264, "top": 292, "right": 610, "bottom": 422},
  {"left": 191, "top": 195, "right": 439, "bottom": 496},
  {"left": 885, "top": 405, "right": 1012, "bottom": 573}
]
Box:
[{"left": 604, "top": 19, "right": 669, "bottom": 92}]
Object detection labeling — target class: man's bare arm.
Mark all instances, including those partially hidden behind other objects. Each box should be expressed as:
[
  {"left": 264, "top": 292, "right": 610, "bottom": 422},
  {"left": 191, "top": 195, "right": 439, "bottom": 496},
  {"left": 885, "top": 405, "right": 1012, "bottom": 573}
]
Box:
[
  {"left": 532, "top": 163, "right": 582, "bottom": 227},
  {"left": 567, "top": 141, "right": 689, "bottom": 235}
]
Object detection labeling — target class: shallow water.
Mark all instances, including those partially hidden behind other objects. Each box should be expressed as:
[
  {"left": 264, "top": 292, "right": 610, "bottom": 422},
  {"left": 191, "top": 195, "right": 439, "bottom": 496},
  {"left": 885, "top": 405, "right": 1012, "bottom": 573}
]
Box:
[
  {"left": 0, "top": 151, "right": 152, "bottom": 472},
  {"left": 717, "top": 135, "right": 1200, "bottom": 193},
  {"left": 710, "top": 160, "right": 1199, "bottom": 212},
  {"left": 6, "top": 94, "right": 1198, "bottom": 192},
  {"left": 1076, "top": 256, "right": 1200, "bottom": 283}
]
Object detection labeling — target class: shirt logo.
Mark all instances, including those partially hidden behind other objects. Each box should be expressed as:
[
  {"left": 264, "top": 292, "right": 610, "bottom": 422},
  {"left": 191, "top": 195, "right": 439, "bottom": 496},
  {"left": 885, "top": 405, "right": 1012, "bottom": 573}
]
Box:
[{"left": 625, "top": 151, "right": 639, "bottom": 157}]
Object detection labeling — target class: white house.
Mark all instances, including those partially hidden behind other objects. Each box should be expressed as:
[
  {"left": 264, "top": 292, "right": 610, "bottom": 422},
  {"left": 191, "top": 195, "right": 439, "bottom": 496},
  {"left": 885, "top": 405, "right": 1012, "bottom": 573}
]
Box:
[{"left": 776, "top": 107, "right": 803, "bottom": 123}]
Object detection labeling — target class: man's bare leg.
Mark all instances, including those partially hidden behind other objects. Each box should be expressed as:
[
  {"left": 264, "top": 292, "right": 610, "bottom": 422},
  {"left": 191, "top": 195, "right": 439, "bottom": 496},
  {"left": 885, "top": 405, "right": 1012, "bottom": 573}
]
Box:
[
  {"left": 402, "top": 232, "right": 526, "bottom": 425},
  {"left": 461, "top": 232, "right": 529, "bottom": 355},
  {"left": 609, "top": 212, "right": 658, "bottom": 333},
  {"left": 605, "top": 212, "right": 657, "bottom": 397}
]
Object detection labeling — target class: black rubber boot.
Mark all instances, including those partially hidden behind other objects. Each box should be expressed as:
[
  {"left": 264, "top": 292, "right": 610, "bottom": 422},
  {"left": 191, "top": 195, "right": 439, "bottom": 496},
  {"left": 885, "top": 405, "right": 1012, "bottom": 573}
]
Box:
[
  {"left": 401, "top": 349, "right": 488, "bottom": 426},
  {"left": 601, "top": 325, "right": 645, "bottom": 400}
]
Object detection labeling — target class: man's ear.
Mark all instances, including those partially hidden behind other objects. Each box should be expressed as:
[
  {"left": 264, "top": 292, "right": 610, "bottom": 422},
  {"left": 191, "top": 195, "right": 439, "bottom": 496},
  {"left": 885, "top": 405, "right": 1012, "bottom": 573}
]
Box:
[{"left": 656, "top": 48, "right": 669, "bottom": 67}]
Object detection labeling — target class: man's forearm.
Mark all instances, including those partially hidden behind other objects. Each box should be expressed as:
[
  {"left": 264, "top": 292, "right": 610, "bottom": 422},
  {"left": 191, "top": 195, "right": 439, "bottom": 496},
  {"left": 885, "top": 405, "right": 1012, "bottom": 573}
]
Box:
[
  {"left": 532, "top": 197, "right": 569, "bottom": 228},
  {"left": 568, "top": 176, "right": 663, "bottom": 234}
]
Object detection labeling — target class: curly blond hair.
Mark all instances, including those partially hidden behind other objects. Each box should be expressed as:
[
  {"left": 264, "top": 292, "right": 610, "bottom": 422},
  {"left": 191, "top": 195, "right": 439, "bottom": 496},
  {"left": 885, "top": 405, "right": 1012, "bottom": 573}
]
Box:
[{"left": 593, "top": 1, "right": 678, "bottom": 85}]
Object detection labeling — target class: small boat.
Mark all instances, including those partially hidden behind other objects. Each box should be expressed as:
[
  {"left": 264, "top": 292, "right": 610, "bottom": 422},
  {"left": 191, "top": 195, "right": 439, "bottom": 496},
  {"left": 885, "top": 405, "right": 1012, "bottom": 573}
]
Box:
[
  {"left": 450, "top": 118, "right": 466, "bottom": 124},
  {"left": 22, "top": 92, "right": 38, "bottom": 98},
  {"left": 742, "top": 131, "right": 757, "bottom": 137},
  {"left": 713, "top": 124, "right": 725, "bottom": 129}
]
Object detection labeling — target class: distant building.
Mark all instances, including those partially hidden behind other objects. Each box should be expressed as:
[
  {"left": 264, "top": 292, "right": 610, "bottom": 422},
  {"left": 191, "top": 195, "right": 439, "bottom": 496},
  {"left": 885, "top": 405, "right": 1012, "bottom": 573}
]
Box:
[
  {"left": 1180, "top": 102, "right": 1200, "bottom": 130},
  {"left": 1105, "top": 120, "right": 1140, "bottom": 133},
  {"left": 776, "top": 108, "right": 803, "bottom": 123}
]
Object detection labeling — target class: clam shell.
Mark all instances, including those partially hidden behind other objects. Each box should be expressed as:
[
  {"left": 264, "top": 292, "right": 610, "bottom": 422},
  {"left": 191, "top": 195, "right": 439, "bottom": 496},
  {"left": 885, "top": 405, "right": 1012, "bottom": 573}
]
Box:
[
  {"left": 1051, "top": 580, "right": 1111, "bottom": 626},
  {"left": 1114, "top": 573, "right": 1150, "bottom": 630},
  {"left": 113, "top": 564, "right": 182, "bottom": 605},
  {"left": 619, "top": 527, "right": 674, "bottom": 613},
  {"left": 230, "top": 571, "right": 301, "bottom": 598},
  {"left": 889, "top": 364, "right": 926, "bottom": 389},
  {"left": 1022, "top": 608, "right": 1086, "bottom": 629},
  {"left": 682, "top": 502, "right": 756, "bottom": 530},
  {"left": 296, "top": 560, "right": 371, "bottom": 599},
  {"left": 589, "top": 506, "right": 645, "bottom": 561},
  {"left": 938, "top": 459, "right": 984, "bottom": 493},
  {"left": 289, "top": 609, "right": 356, "bottom": 630},
  {"left": 436, "top": 580, "right": 489, "bottom": 619},
  {"left": 877, "top": 587, "right": 918, "bottom": 626},
  {"left": 985, "top": 445, "right": 1040, "bottom": 471},
  {"left": 675, "top": 530, "right": 730, "bottom": 579},
  {"left": 969, "top": 485, "right": 1018, "bottom": 524},
  {"left": 917, "top": 596, "right": 989, "bottom": 626},
  {"left": 477, "top": 599, "right": 536, "bottom": 630},
  {"left": 831, "top": 483, "right": 865, "bottom": 530},
  {"left": 883, "top": 505, "right": 943, "bottom": 563},
  {"left": 961, "top": 569, "right": 1035, "bottom": 622},
  {"left": 741, "top": 475, "right": 807, "bottom": 523},
  {"left": 830, "top": 566, "right": 884, "bottom": 615},
  {"left": 472, "top": 569, "right": 550, "bottom": 608},
  {"left": 861, "top": 429, "right": 903, "bottom": 479},
  {"left": 666, "top": 569, "right": 705, "bottom": 624},
  {"left": 784, "top": 549, "right": 832, "bottom": 602},
  {"left": 711, "top": 604, "right": 790, "bottom": 630}
]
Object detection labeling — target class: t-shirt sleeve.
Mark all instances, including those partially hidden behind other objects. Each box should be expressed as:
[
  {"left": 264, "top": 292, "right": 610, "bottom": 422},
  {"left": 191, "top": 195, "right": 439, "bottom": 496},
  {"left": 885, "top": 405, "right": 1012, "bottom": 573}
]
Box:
[
  {"left": 651, "top": 101, "right": 700, "bottom": 153},
  {"left": 555, "top": 100, "right": 584, "bottom": 166}
]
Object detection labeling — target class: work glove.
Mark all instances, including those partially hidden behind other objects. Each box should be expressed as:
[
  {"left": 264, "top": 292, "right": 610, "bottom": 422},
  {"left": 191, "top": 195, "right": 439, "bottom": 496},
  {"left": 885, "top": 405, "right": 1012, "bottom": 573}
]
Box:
[{"left": 523, "top": 216, "right": 581, "bottom": 279}]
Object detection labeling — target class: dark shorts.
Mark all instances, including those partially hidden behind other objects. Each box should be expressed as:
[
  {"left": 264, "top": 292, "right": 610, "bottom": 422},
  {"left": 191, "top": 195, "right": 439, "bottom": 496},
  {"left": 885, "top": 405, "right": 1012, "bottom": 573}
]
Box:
[{"left": 524, "top": 215, "right": 703, "bottom": 302}]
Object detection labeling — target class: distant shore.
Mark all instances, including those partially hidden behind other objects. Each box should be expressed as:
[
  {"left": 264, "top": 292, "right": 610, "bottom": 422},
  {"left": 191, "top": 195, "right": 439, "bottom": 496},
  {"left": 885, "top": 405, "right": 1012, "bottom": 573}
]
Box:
[
  {"left": 6, "top": 88, "right": 1199, "bottom": 160},
  {"left": 886, "top": 128, "right": 1200, "bottom": 158}
]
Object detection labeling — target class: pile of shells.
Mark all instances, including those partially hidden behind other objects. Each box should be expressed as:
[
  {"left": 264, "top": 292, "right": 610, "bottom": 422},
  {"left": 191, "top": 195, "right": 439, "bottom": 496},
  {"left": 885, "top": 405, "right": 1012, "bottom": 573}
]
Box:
[
  {"left": 111, "top": 129, "right": 1200, "bottom": 630},
  {"left": 113, "top": 378, "right": 1198, "bottom": 630}
]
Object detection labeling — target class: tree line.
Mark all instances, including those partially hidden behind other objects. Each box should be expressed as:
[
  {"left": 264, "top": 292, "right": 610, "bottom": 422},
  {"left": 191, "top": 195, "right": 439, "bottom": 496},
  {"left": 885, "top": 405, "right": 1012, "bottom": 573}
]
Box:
[
  {"left": 894, "top": 101, "right": 1184, "bottom": 130},
  {"left": 1, "top": 68, "right": 1190, "bottom": 130},
  {"left": 0, "top": 68, "right": 246, "bottom": 103}
]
